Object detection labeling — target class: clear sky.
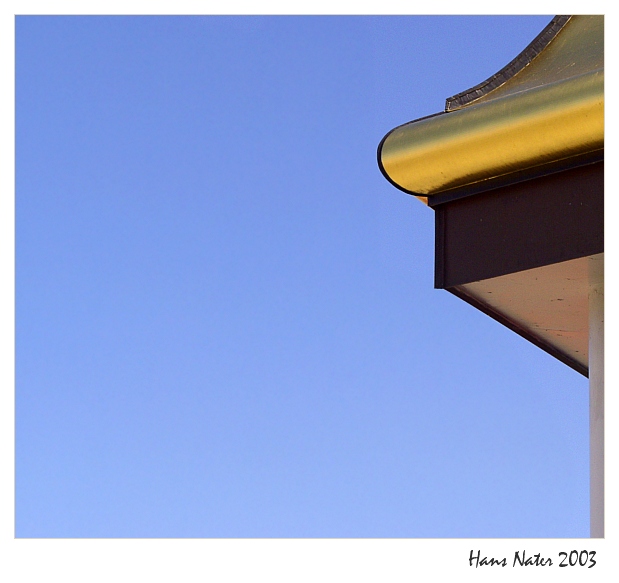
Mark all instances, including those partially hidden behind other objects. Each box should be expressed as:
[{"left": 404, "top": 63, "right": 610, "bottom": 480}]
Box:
[{"left": 16, "top": 15, "right": 590, "bottom": 538}]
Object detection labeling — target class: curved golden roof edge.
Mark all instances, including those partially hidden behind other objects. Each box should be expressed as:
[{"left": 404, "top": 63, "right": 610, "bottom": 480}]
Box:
[
  {"left": 445, "top": 15, "right": 571, "bottom": 112},
  {"left": 378, "top": 15, "right": 604, "bottom": 198}
]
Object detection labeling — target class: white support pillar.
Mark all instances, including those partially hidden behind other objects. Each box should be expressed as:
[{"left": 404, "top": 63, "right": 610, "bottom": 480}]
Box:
[{"left": 589, "top": 254, "right": 604, "bottom": 538}]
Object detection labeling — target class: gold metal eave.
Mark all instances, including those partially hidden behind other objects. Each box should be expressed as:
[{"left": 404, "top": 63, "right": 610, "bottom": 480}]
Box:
[{"left": 379, "top": 69, "right": 603, "bottom": 196}]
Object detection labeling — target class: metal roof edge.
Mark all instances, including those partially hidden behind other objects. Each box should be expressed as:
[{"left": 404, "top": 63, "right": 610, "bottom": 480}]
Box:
[
  {"left": 378, "top": 15, "right": 604, "bottom": 198},
  {"left": 445, "top": 15, "right": 571, "bottom": 111}
]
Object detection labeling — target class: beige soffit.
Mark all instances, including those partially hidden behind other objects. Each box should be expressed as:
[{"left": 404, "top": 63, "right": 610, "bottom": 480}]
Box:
[
  {"left": 378, "top": 15, "right": 604, "bottom": 200},
  {"left": 455, "top": 255, "right": 595, "bottom": 372}
]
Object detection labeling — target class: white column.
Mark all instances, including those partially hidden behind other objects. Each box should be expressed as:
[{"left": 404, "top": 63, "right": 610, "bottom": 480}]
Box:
[{"left": 589, "top": 254, "right": 604, "bottom": 538}]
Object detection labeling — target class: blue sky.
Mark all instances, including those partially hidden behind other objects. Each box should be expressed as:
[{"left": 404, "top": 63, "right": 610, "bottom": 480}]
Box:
[{"left": 15, "top": 15, "right": 590, "bottom": 538}]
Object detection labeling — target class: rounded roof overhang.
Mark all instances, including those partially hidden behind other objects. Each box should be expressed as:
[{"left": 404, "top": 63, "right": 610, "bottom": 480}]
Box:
[{"left": 378, "top": 15, "right": 604, "bottom": 200}]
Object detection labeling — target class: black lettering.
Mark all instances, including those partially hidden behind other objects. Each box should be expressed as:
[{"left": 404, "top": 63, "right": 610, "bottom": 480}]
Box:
[
  {"left": 569, "top": 550, "right": 578, "bottom": 566},
  {"left": 469, "top": 551, "right": 506, "bottom": 568},
  {"left": 469, "top": 550, "right": 480, "bottom": 568},
  {"left": 513, "top": 551, "right": 525, "bottom": 567},
  {"left": 481, "top": 557, "right": 506, "bottom": 567},
  {"left": 588, "top": 551, "right": 596, "bottom": 568},
  {"left": 559, "top": 552, "right": 568, "bottom": 567}
]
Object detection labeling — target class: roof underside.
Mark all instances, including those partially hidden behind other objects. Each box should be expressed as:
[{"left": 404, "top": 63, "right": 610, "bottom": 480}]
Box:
[
  {"left": 455, "top": 255, "right": 598, "bottom": 375},
  {"left": 377, "top": 16, "right": 604, "bottom": 376}
]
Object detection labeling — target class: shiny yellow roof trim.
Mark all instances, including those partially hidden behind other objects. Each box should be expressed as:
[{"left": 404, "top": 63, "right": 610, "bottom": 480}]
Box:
[{"left": 378, "top": 15, "right": 604, "bottom": 198}]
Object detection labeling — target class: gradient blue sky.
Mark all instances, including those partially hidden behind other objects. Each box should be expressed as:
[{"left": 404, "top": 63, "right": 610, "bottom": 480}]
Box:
[{"left": 16, "top": 15, "right": 590, "bottom": 538}]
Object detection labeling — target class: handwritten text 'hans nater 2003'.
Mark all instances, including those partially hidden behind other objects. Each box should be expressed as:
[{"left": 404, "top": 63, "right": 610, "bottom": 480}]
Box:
[{"left": 468, "top": 549, "right": 596, "bottom": 568}]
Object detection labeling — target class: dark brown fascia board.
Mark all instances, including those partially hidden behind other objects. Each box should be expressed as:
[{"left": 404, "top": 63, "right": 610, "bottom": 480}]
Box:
[{"left": 433, "top": 161, "right": 603, "bottom": 288}]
